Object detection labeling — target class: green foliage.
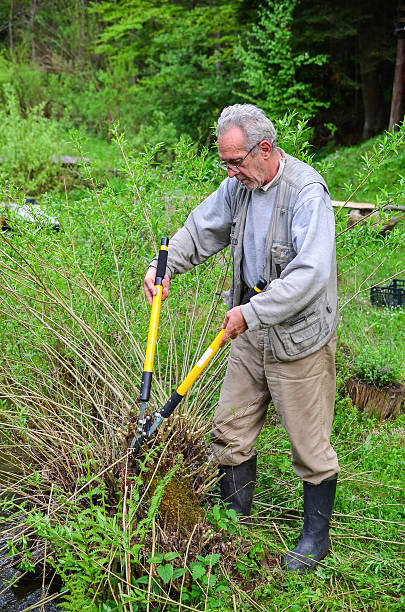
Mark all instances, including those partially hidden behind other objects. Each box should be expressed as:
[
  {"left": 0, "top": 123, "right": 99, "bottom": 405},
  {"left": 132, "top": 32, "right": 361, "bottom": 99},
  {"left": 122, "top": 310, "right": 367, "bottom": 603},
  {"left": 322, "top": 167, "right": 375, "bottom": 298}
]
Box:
[
  {"left": 0, "top": 133, "right": 232, "bottom": 609},
  {"left": 22, "top": 457, "right": 185, "bottom": 610},
  {"left": 273, "top": 112, "right": 315, "bottom": 164},
  {"left": 237, "top": 0, "right": 328, "bottom": 120},
  {"left": 209, "top": 504, "right": 239, "bottom": 534},
  {"left": 318, "top": 125, "right": 405, "bottom": 205},
  {"left": 148, "top": 552, "right": 185, "bottom": 584},
  {"left": 91, "top": 0, "right": 246, "bottom": 144},
  {"left": 0, "top": 85, "right": 64, "bottom": 193},
  {"left": 255, "top": 400, "right": 405, "bottom": 612},
  {"left": 0, "top": 0, "right": 399, "bottom": 148},
  {"left": 319, "top": 124, "right": 405, "bottom": 400},
  {"left": 352, "top": 343, "right": 403, "bottom": 387}
]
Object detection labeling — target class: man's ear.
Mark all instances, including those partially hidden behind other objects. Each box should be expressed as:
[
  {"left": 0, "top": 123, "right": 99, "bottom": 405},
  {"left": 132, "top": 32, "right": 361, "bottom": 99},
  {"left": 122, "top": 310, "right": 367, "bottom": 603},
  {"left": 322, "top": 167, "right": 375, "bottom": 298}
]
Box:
[{"left": 259, "top": 140, "right": 272, "bottom": 158}]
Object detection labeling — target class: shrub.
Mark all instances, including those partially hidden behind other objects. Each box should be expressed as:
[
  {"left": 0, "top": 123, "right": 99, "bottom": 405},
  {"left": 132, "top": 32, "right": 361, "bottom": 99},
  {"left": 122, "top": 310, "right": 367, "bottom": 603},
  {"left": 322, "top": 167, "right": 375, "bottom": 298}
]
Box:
[
  {"left": 237, "top": 0, "right": 328, "bottom": 120},
  {"left": 0, "top": 134, "right": 233, "bottom": 608},
  {"left": 0, "top": 84, "right": 64, "bottom": 194},
  {"left": 352, "top": 343, "right": 403, "bottom": 387}
]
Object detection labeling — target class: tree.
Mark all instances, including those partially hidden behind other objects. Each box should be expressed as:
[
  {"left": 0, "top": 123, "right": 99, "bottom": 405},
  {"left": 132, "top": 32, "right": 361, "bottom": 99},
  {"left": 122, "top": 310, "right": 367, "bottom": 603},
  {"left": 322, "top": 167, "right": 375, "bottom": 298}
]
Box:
[
  {"left": 237, "top": 0, "right": 328, "bottom": 121},
  {"left": 389, "top": 1, "right": 405, "bottom": 130},
  {"left": 291, "top": 0, "right": 397, "bottom": 143},
  {"left": 0, "top": 0, "right": 400, "bottom": 145},
  {"left": 91, "top": 0, "right": 247, "bottom": 143}
]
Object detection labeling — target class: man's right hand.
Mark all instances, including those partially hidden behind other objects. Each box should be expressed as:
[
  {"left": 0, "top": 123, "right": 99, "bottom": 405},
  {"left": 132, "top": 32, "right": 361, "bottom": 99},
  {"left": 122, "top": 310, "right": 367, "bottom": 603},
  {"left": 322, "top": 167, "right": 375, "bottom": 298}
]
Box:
[{"left": 144, "top": 266, "right": 170, "bottom": 307}]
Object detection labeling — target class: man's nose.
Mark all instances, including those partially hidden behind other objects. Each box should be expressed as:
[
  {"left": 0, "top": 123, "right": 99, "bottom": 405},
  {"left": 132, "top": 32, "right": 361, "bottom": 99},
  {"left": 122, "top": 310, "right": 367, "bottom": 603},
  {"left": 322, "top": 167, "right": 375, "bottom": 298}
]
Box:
[{"left": 227, "top": 167, "right": 239, "bottom": 178}]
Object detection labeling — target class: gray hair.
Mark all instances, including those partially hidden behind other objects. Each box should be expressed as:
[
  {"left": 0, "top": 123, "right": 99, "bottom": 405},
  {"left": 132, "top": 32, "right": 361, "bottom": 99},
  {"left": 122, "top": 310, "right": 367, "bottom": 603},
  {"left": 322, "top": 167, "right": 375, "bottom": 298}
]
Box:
[{"left": 216, "top": 104, "right": 277, "bottom": 151}]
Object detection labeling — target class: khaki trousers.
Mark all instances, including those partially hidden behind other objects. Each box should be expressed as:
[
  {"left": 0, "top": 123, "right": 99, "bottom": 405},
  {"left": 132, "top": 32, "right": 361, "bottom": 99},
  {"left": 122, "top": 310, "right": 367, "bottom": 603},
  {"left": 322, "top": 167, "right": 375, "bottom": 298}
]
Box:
[{"left": 211, "top": 329, "right": 339, "bottom": 485}]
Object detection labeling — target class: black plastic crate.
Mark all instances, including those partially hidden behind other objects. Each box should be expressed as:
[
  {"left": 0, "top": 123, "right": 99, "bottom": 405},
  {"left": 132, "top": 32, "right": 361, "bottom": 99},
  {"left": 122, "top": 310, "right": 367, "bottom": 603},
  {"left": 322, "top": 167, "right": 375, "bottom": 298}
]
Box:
[{"left": 370, "top": 279, "right": 405, "bottom": 308}]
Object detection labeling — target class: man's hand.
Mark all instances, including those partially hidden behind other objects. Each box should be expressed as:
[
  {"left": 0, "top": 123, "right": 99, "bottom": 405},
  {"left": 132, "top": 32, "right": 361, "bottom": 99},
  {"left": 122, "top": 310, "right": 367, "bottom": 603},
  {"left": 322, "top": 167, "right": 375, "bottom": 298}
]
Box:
[
  {"left": 220, "top": 306, "right": 247, "bottom": 347},
  {"left": 144, "top": 266, "right": 170, "bottom": 306}
]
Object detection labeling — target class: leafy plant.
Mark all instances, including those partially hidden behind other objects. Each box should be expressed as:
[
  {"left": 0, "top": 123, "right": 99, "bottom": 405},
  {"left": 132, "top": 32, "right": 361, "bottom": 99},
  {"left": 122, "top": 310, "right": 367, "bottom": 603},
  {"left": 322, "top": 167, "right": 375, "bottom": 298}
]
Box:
[
  {"left": 0, "top": 132, "right": 233, "bottom": 609},
  {"left": 237, "top": 0, "right": 328, "bottom": 120},
  {"left": 352, "top": 343, "right": 403, "bottom": 387},
  {"left": 0, "top": 84, "right": 65, "bottom": 193}
]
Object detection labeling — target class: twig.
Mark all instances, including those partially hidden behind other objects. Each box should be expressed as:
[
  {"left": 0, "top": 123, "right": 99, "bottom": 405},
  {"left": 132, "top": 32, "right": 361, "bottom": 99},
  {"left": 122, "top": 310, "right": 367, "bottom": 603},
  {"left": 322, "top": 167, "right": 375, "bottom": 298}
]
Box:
[
  {"left": 179, "top": 524, "right": 197, "bottom": 610},
  {"left": 341, "top": 269, "right": 405, "bottom": 309}
]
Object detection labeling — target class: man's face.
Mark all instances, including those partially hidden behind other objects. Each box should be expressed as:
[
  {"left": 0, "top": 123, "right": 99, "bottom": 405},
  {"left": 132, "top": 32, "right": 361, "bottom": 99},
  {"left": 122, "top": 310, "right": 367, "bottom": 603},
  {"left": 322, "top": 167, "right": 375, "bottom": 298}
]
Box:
[{"left": 217, "top": 127, "right": 269, "bottom": 190}]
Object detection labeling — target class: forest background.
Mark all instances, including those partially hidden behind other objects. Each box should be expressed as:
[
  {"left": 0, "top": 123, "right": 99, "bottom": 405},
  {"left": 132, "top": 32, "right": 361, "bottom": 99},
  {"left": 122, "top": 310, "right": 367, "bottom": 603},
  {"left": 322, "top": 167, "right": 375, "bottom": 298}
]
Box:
[{"left": 0, "top": 0, "right": 401, "bottom": 149}]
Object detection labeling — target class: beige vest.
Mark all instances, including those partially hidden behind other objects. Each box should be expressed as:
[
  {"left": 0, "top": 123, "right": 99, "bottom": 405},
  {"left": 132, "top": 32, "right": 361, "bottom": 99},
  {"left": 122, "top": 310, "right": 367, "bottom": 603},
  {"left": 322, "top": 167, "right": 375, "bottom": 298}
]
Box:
[{"left": 224, "top": 154, "right": 338, "bottom": 361}]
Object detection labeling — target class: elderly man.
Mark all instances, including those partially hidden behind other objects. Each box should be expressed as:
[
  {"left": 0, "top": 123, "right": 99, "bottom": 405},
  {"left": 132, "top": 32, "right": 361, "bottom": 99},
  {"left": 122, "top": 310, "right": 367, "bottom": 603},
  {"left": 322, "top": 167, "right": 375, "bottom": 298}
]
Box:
[{"left": 144, "top": 104, "right": 339, "bottom": 574}]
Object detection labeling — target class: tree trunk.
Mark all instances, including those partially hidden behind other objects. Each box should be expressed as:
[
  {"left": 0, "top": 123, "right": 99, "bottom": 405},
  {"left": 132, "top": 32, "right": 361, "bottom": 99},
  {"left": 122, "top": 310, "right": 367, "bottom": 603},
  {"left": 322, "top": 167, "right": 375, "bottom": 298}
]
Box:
[
  {"left": 360, "top": 69, "right": 385, "bottom": 139},
  {"left": 9, "top": 0, "right": 14, "bottom": 52},
  {"left": 347, "top": 378, "right": 404, "bottom": 420},
  {"left": 389, "top": 39, "right": 405, "bottom": 130},
  {"left": 389, "top": 1, "right": 405, "bottom": 132},
  {"left": 358, "top": 25, "right": 386, "bottom": 140},
  {"left": 30, "top": 0, "right": 36, "bottom": 62}
]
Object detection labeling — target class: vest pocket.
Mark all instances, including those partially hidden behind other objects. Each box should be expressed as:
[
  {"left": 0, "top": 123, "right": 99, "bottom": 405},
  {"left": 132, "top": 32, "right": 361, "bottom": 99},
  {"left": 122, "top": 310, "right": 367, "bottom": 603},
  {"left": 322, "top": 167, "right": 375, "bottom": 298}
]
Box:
[
  {"left": 272, "top": 298, "right": 325, "bottom": 357},
  {"left": 289, "top": 313, "right": 321, "bottom": 344},
  {"left": 271, "top": 242, "right": 295, "bottom": 278},
  {"left": 273, "top": 316, "right": 322, "bottom": 357}
]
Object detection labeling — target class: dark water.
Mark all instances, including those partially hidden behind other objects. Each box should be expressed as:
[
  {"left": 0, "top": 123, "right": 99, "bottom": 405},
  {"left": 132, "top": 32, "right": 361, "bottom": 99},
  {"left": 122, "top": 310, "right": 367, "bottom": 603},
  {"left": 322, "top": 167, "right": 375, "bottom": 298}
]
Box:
[
  {"left": 0, "top": 458, "right": 61, "bottom": 611},
  {"left": 0, "top": 557, "right": 60, "bottom": 611}
]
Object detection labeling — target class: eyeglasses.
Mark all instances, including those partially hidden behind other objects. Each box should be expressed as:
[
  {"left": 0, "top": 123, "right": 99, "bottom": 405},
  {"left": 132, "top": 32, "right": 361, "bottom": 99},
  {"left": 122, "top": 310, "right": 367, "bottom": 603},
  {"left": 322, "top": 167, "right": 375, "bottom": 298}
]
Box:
[{"left": 218, "top": 141, "right": 262, "bottom": 172}]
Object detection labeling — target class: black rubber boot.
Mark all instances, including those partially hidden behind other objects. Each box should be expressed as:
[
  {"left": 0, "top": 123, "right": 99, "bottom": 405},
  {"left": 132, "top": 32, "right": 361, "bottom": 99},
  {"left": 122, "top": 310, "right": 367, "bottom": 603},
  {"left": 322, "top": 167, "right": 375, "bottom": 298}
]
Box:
[
  {"left": 283, "top": 476, "right": 337, "bottom": 574},
  {"left": 218, "top": 455, "right": 257, "bottom": 522}
]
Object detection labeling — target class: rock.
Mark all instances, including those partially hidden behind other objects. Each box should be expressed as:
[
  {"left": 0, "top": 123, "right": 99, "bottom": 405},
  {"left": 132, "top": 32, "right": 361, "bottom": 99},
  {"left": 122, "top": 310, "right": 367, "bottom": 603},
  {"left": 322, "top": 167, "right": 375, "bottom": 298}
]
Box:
[
  {"left": 52, "top": 155, "right": 90, "bottom": 166},
  {"left": 1, "top": 199, "right": 60, "bottom": 231}
]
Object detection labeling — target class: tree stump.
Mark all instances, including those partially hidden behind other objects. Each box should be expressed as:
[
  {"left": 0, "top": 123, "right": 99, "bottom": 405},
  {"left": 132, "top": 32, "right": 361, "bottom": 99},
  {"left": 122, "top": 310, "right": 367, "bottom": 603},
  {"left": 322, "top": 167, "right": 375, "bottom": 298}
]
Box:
[{"left": 347, "top": 378, "right": 404, "bottom": 420}]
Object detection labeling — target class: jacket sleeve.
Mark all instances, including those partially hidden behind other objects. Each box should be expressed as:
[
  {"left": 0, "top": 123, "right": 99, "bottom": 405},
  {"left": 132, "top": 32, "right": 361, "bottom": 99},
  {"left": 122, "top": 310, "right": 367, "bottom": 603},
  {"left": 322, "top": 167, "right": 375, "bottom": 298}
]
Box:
[
  {"left": 149, "top": 178, "right": 234, "bottom": 277},
  {"left": 240, "top": 183, "right": 336, "bottom": 329}
]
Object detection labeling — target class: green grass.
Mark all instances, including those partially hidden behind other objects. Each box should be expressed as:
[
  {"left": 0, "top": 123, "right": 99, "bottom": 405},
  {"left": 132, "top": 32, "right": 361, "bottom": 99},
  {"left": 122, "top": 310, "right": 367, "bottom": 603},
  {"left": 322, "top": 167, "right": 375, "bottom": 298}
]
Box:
[
  {"left": 315, "top": 133, "right": 405, "bottom": 205},
  {"left": 318, "top": 133, "right": 405, "bottom": 380},
  {"left": 253, "top": 400, "right": 405, "bottom": 611}
]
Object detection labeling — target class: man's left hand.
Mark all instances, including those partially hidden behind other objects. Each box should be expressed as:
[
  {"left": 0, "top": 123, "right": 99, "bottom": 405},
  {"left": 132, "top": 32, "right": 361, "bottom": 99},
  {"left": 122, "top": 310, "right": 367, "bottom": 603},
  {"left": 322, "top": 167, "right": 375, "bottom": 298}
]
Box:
[{"left": 220, "top": 306, "right": 247, "bottom": 347}]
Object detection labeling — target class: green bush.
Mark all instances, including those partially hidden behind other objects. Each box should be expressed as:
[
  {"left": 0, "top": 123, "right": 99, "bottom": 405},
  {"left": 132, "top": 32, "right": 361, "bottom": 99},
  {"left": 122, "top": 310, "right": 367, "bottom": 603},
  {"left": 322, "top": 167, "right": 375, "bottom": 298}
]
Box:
[
  {"left": 0, "top": 84, "right": 64, "bottom": 194},
  {"left": 237, "top": 0, "right": 328, "bottom": 120},
  {"left": 352, "top": 342, "right": 403, "bottom": 387}
]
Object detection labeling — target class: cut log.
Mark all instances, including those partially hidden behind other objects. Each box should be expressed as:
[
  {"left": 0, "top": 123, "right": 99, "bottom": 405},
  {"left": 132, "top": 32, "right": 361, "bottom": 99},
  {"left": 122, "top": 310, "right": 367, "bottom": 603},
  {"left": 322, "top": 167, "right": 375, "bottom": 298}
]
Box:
[
  {"left": 346, "top": 207, "right": 404, "bottom": 234},
  {"left": 347, "top": 378, "right": 404, "bottom": 420},
  {"left": 332, "top": 201, "right": 375, "bottom": 211},
  {"left": 332, "top": 201, "right": 405, "bottom": 213},
  {"left": 347, "top": 208, "right": 367, "bottom": 228}
]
